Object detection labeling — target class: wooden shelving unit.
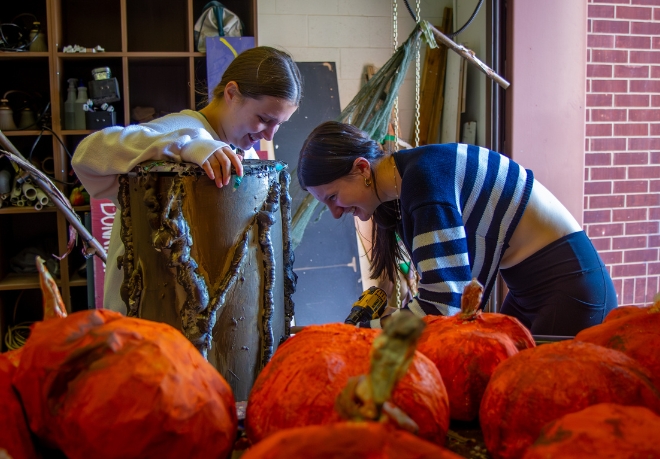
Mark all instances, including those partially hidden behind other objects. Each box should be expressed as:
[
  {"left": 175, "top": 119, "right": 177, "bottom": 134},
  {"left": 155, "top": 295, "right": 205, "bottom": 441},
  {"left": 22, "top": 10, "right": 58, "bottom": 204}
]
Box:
[{"left": 0, "top": 0, "right": 256, "bottom": 348}]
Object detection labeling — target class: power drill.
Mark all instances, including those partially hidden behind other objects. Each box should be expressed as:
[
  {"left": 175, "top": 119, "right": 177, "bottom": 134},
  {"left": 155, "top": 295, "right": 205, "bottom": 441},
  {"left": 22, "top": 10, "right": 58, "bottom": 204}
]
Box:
[{"left": 344, "top": 286, "right": 388, "bottom": 325}]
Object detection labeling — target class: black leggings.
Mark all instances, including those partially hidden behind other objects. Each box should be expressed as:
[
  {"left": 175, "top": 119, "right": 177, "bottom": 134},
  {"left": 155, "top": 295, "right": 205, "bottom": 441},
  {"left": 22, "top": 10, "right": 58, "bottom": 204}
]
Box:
[{"left": 499, "top": 231, "right": 617, "bottom": 336}]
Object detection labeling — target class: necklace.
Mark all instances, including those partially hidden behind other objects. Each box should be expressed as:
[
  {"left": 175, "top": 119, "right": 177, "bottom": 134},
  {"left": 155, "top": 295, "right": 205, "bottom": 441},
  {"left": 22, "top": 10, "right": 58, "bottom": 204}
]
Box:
[{"left": 393, "top": 159, "right": 402, "bottom": 221}]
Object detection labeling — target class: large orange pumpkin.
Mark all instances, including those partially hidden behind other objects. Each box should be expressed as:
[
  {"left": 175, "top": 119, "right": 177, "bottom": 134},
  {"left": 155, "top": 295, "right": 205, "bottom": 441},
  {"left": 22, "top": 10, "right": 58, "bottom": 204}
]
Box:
[
  {"left": 0, "top": 354, "right": 38, "bottom": 459},
  {"left": 522, "top": 403, "right": 660, "bottom": 459},
  {"left": 241, "top": 422, "right": 463, "bottom": 459},
  {"left": 479, "top": 340, "right": 660, "bottom": 459},
  {"left": 12, "top": 309, "right": 237, "bottom": 459},
  {"left": 575, "top": 303, "right": 660, "bottom": 388},
  {"left": 417, "top": 279, "right": 535, "bottom": 421},
  {"left": 245, "top": 323, "right": 450, "bottom": 446}
]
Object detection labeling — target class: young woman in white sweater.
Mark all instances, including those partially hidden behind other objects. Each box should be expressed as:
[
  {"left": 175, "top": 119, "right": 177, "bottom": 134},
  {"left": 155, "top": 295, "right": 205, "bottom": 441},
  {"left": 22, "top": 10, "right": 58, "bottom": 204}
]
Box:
[{"left": 72, "top": 46, "right": 302, "bottom": 313}]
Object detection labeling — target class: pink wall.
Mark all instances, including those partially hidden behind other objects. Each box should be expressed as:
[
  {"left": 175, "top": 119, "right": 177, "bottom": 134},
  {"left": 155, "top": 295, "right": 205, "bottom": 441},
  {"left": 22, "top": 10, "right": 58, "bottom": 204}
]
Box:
[
  {"left": 507, "top": 0, "right": 660, "bottom": 305},
  {"left": 584, "top": 0, "right": 660, "bottom": 304},
  {"left": 506, "top": 0, "right": 587, "bottom": 224}
]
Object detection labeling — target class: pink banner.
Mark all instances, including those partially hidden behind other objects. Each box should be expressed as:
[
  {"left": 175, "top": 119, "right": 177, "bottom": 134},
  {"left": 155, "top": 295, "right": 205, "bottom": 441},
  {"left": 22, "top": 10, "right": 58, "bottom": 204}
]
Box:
[{"left": 90, "top": 198, "right": 117, "bottom": 309}]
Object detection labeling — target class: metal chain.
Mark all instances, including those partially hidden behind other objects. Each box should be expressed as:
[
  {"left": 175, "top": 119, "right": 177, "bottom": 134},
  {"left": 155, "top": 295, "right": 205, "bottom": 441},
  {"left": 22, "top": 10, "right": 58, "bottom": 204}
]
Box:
[
  {"left": 414, "top": 0, "right": 421, "bottom": 147},
  {"left": 395, "top": 274, "right": 401, "bottom": 309},
  {"left": 393, "top": 0, "right": 401, "bottom": 309},
  {"left": 392, "top": 0, "right": 399, "bottom": 144},
  {"left": 392, "top": 0, "right": 398, "bottom": 50}
]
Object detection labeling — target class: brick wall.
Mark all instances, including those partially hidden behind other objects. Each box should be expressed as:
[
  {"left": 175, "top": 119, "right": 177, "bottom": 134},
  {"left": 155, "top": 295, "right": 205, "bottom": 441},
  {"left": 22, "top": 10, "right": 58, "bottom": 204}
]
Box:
[{"left": 586, "top": 0, "right": 660, "bottom": 305}]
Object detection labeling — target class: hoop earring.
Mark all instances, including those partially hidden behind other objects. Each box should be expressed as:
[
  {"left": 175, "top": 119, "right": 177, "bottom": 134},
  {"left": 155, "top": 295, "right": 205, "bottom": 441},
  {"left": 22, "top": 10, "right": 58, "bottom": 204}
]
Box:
[{"left": 364, "top": 177, "right": 372, "bottom": 187}]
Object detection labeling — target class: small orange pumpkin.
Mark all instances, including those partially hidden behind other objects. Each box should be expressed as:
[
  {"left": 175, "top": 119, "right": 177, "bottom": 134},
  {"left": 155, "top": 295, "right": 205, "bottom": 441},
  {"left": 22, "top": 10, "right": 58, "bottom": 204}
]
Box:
[
  {"left": 423, "top": 280, "right": 535, "bottom": 352},
  {"left": 245, "top": 322, "right": 450, "bottom": 446},
  {"left": 603, "top": 294, "right": 659, "bottom": 323},
  {"left": 522, "top": 403, "right": 660, "bottom": 459},
  {"left": 479, "top": 340, "right": 660, "bottom": 459},
  {"left": 12, "top": 309, "right": 237, "bottom": 459},
  {"left": 417, "top": 280, "right": 535, "bottom": 421},
  {"left": 575, "top": 299, "right": 660, "bottom": 388}
]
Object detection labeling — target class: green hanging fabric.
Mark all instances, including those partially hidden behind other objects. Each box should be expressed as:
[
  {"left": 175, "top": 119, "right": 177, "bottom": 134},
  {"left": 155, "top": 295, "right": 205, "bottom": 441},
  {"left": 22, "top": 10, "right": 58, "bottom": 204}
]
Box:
[
  {"left": 290, "top": 23, "right": 426, "bottom": 249},
  {"left": 337, "top": 22, "right": 424, "bottom": 143}
]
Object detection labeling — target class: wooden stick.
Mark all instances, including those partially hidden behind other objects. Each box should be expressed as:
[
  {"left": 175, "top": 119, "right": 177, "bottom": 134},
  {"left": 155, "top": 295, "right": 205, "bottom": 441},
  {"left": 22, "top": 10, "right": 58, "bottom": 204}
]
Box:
[
  {"left": 428, "top": 9, "right": 453, "bottom": 144},
  {"left": 0, "top": 131, "right": 107, "bottom": 263},
  {"left": 429, "top": 23, "right": 510, "bottom": 90}
]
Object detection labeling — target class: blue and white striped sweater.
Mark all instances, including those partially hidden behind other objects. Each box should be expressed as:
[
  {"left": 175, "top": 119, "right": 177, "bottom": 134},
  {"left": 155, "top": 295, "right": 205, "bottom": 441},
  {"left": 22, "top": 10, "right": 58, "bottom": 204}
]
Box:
[{"left": 366, "top": 143, "right": 534, "bottom": 328}]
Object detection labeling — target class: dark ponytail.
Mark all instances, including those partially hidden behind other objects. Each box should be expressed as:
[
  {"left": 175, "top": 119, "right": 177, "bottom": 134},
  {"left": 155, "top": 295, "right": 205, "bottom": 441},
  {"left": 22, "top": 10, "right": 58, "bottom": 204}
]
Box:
[{"left": 298, "top": 121, "right": 404, "bottom": 282}]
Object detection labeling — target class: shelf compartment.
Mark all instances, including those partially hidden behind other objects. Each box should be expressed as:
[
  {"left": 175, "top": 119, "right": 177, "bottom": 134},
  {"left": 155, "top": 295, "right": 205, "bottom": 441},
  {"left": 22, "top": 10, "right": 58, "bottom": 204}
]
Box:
[
  {"left": 128, "top": 57, "right": 189, "bottom": 122},
  {"left": 57, "top": 56, "right": 125, "bottom": 127},
  {"left": 0, "top": 57, "right": 51, "bottom": 131},
  {"left": 1, "top": 288, "right": 46, "bottom": 352},
  {"left": 127, "top": 0, "right": 188, "bottom": 52},
  {"left": 0, "top": 211, "right": 59, "bottom": 284},
  {"left": 0, "top": 0, "right": 49, "bottom": 54},
  {"left": 58, "top": 0, "right": 121, "bottom": 52}
]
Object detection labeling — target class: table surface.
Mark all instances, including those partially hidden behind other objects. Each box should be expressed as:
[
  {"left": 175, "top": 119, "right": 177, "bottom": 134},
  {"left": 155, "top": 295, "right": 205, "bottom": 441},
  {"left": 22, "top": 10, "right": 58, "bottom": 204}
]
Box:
[{"left": 446, "top": 421, "right": 491, "bottom": 458}]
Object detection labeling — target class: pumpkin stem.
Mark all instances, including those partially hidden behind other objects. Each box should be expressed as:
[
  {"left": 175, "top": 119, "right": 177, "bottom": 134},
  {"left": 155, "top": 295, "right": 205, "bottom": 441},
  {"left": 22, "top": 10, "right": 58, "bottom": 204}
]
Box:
[
  {"left": 36, "top": 256, "right": 67, "bottom": 320},
  {"left": 335, "top": 311, "right": 425, "bottom": 433},
  {"left": 459, "top": 278, "right": 483, "bottom": 319},
  {"left": 650, "top": 292, "right": 660, "bottom": 313}
]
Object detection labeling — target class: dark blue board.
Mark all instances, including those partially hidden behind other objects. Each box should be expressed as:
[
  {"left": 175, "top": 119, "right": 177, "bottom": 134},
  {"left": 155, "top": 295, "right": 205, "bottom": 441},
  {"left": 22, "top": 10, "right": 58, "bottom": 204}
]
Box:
[{"left": 273, "top": 62, "right": 362, "bottom": 325}]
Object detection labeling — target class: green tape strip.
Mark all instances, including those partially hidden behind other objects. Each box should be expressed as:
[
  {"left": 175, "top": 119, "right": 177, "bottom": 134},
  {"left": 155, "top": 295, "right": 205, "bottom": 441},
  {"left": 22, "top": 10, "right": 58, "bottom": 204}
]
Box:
[{"left": 421, "top": 21, "right": 439, "bottom": 49}]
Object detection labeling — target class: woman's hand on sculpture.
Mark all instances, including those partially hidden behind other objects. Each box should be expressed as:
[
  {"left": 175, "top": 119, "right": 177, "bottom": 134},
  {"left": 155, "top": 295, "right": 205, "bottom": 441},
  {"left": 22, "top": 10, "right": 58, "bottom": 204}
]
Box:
[{"left": 202, "top": 145, "right": 244, "bottom": 188}]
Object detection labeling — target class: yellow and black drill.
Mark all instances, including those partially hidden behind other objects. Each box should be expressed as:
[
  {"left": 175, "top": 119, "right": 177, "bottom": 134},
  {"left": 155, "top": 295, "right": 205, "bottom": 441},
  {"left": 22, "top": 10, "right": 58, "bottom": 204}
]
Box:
[{"left": 344, "top": 286, "right": 389, "bottom": 325}]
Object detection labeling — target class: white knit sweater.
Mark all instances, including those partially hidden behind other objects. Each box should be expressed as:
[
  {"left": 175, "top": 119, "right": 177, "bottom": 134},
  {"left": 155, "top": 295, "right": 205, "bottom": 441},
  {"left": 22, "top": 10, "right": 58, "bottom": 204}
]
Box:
[{"left": 72, "top": 109, "right": 257, "bottom": 313}]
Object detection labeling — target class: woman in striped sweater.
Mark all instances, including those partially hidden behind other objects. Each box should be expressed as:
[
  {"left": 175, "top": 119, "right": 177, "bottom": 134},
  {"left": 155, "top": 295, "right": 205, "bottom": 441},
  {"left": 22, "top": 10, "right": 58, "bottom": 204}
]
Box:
[{"left": 297, "top": 121, "right": 616, "bottom": 335}]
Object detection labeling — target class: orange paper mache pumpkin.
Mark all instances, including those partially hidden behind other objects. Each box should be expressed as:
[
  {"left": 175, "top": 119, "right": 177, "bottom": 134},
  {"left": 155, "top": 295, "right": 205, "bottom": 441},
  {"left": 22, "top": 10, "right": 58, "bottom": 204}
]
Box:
[
  {"left": 417, "top": 279, "right": 535, "bottom": 421},
  {"left": 479, "top": 340, "right": 660, "bottom": 459},
  {"left": 522, "top": 403, "right": 660, "bottom": 459},
  {"left": 12, "top": 309, "right": 237, "bottom": 459},
  {"left": 246, "top": 322, "right": 450, "bottom": 446},
  {"left": 575, "top": 294, "right": 660, "bottom": 388},
  {"left": 244, "top": 312, "right": 460, "bottom": 459}
]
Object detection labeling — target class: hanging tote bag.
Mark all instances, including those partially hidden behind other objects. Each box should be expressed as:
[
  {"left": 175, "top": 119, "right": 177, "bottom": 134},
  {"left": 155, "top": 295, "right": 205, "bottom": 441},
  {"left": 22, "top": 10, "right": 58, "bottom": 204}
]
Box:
[{"left": 194, "top": 1, "right": 244, "bottom": 53}]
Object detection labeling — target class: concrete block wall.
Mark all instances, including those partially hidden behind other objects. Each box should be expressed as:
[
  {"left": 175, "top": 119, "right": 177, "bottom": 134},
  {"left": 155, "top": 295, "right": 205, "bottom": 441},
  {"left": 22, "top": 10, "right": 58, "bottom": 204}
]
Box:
[
  {"left": 257, "top": 0, "right": 447, "bottom": 143},
  {"left": 585, "top": 0, "right": 660, "bottom": 305}
]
